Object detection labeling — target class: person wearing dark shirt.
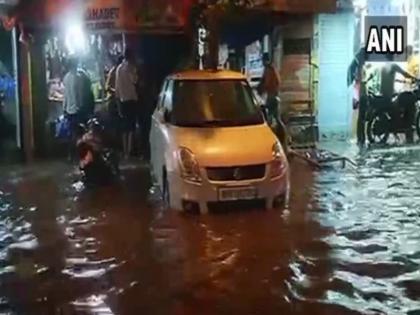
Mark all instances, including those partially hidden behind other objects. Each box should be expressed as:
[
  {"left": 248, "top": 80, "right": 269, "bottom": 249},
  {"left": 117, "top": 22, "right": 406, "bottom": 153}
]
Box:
[
  {"left": 77, "top": 68, "right": 95, "bottom": 121},
  {"left": 348, "top": 47, "right": 370, "bottom": 146},
  {"left": 380, "top": 55, "right": 415, "bottom": 100},
  {"left": 380, "top": 53, "right": 417, "bottom": 142},
  {"left": 258, "top": 53, "right": 281, "bottom": 122}
]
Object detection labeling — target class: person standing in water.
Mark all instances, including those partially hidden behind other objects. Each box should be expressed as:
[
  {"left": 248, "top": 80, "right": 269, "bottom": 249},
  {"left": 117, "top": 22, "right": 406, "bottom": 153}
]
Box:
[{"left": 115, "top": 48, "right": 138, "bottom": 159}]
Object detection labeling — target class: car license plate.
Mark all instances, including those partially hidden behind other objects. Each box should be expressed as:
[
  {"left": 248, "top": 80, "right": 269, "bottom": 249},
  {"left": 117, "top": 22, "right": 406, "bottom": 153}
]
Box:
[{"left": 219, "top": 187, "right": 257, "bottom": 201}]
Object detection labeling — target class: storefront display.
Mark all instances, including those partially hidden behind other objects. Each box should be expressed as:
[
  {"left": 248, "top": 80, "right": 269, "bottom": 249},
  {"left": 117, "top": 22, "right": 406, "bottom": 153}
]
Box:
[
  {"left": 245, "top": 40, "right": 264, "bottom": 87},
  {"left": 44, "top": 32, "right": 124, "bottom": 123}
]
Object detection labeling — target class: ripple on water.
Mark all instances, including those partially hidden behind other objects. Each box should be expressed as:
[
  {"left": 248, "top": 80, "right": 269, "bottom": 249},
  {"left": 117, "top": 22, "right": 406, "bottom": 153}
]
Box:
[
  {"left": 303, "top": 146, "right": 420, "bottom": 314},
  {"left": 71, "top": 294, "right": 114, "bottom": 314}
]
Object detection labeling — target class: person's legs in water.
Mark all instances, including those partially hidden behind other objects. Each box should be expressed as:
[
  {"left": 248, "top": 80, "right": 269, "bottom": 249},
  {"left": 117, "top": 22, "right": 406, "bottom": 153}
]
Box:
[
  {"left": 266, "top": 95, "right": 289, "bottom": 152},
  {"left": 126, "top": 101, "right": 137, "bottom": 158},
  {"left": 107, "top": 96, "right": 121, "bottom": 152},
  {"left": 122, "top": 132, "right": 128, "bottom": 159},
  {"left": 138, "top": 107, "right": 151, "bottom": 160},
  {"left": 357, "top": 95, "right": 367, "bottom": 146},
  {"left": 120, "top": 101, "right": 130, "bottom": 159},
  {"left": 127, "top": 131, "right": 133, "bottom": 157},
  {"left": 266, "top": 95, "right": 278, "bottom": 125},
  {"left": 67, "top": 113, "right": 83, "bottom": 162},
  {"left": 405, "top": 100, "right": 416, "bottom": 143}
]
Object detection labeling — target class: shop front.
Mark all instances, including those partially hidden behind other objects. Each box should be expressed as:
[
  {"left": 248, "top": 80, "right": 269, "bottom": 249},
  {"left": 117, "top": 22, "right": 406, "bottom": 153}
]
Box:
[
  {"left": 0, "top": 1, "right": 22, "bottom": 162},
  {"left": 0, "top": 26, "right": 20, "bottom": 162},
  {"left": 6, "top": 0, "right": 193, "bottom": 159},
  {"left": 218, "top": 0, "right": 337, "bottom": 149}
]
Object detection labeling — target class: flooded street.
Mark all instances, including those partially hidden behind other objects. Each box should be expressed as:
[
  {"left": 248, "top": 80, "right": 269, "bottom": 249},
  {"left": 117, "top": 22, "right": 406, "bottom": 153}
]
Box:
[{"left": 1, "top": 144, "right": 420, "bottom": 315}]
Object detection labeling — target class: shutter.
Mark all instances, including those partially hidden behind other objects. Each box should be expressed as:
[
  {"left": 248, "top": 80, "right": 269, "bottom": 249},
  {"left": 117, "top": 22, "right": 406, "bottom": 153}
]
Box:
[{"left": 318, "top": 12, "right": 355, "bottom": 137}]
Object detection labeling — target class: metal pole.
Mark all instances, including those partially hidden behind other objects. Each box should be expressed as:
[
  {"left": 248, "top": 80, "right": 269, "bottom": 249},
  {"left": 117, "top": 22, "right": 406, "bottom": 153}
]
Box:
[{"left": 12, "top": 26, "right": 21, "bottom": 149}]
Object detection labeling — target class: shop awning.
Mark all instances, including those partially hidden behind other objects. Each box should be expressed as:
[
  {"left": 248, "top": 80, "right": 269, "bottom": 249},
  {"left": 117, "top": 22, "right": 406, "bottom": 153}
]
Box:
[
  {"left": 2, "top": 0, "right": 337, "bottom": 34},
  {"left": 218, "top": 0, "right": 337, "bottom": 48}
]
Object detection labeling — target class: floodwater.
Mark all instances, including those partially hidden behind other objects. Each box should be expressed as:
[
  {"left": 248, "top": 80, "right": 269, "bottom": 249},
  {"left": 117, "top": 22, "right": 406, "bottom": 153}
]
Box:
[{"left": 1, "top": 145, "right": 420, "bottom": 315}]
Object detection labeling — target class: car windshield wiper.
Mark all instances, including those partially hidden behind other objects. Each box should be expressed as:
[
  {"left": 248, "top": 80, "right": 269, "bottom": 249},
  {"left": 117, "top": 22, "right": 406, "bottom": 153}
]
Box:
[
  {"left": 175, "top": 118, "right": 262, "bottom": 128},
  {"left": 175, "top": 120, "right": 233, "bottom": 127},
  {"left": 200, "top": 119, "right": 233, "bottom": 126}
]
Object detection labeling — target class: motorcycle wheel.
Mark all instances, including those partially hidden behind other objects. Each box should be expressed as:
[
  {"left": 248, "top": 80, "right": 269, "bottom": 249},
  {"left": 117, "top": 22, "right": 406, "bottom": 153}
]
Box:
[
  {"left": 415, "top": 110, "right": 420, "bottom": 139},
  {"left": 367, "top": 112, "right": 390, "bottom": 145}
]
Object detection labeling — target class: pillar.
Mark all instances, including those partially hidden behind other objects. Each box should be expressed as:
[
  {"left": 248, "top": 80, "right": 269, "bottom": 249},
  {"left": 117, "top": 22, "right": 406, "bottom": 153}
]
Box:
[
  {"left": 18, "top": 39, "right": 34, "bottom": 163},
  {"left": 30, "top": 34, "right": 48, "bottom": 158}
]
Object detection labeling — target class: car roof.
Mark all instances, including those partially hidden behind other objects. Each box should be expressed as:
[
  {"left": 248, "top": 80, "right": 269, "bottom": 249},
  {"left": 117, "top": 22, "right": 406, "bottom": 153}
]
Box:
[{"left": 168, "top": 70, "right": 247, "bottom": 81}]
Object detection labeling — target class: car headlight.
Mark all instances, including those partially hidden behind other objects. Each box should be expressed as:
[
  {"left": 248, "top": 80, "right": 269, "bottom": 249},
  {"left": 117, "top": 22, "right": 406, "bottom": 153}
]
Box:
[
  {"left": 270, "top": 142, "right": 286, "bottom": 178},
  {"left": 178, "top": 147, "right": 202, "bottom": 183}
]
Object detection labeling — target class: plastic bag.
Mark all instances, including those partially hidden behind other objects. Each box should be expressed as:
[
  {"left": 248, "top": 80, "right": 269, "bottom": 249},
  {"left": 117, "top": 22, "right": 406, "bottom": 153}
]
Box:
[{"left": 55, "top": 115, "right": 71, "bottom": 140}]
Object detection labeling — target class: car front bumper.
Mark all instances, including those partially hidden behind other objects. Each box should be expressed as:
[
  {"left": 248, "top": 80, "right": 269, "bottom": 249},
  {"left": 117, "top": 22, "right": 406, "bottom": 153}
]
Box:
[{"left": 168, "top": 167, "right": 289, "bottom": 213}]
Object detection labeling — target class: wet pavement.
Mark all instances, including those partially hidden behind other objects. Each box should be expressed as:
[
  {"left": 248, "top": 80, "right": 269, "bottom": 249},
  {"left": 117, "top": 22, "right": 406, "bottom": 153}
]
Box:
[{"left": 1, "top": 143, "right": 420, "bottom": 315}]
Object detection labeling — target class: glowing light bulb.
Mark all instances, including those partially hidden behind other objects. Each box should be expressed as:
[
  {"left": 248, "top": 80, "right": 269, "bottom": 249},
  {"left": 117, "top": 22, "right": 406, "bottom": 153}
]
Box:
[{"left": 65, "top": 23, "right": 87, "bottom": 55}]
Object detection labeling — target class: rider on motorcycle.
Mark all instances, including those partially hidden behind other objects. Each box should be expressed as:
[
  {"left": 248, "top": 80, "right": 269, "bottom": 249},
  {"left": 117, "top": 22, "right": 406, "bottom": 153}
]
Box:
[
  {"left": 77, "top": 119, "right": 104, "bottom": 168},
  {"left": 380, "top": 53, "right": 418, "bottom": 142},
  {"left": 76, "top": 118, "right": 119, "bottom": 185}
]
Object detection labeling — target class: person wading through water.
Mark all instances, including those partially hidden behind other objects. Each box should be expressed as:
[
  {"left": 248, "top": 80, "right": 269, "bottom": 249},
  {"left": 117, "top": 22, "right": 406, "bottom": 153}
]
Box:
[
  {"left": 106, "top": 55, "right": 124, "bottom": 152},
  {"left": 380, "top": 53, "right": 417, "bottom": 143},
  {"left": 258, "top": 53, "right": 288, "bottom": 153},
  {"left": 348, "top": 47, "right": 373, "bottom": 147},
  {"left": 63, "top": 57, "right": 86, "bottom": 161}
]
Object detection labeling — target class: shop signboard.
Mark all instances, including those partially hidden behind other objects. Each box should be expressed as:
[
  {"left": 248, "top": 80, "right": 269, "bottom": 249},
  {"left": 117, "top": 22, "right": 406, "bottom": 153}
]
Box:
[
  {"left": 84, "top": 0, "right": 190, "bottom": 32},
  {"left": 16, "top": 0, "right": 192, "bottom": 32},
  {"left": 85, "top": 3, "right": 121, "bottom": 31},
  {"left": 271, "top": 0, "right": 337, "bottom": 13}
]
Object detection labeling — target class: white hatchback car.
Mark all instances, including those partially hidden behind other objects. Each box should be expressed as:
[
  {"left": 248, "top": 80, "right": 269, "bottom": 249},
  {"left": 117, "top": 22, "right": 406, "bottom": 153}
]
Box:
[{"left": 150, "top": 70, "right": 289, "bottom": 214}]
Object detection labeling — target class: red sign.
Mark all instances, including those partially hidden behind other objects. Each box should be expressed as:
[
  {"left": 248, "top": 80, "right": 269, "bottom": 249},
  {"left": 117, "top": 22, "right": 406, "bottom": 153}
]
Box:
[
  {"left": 272, "top": 0, "right": 337, "bottom": 12},
  {"left": 3, "top": 0, "right": 194, "bottom": 32},
  {"left": 1, "top": 15, "right": 15, "bottom": 30}
]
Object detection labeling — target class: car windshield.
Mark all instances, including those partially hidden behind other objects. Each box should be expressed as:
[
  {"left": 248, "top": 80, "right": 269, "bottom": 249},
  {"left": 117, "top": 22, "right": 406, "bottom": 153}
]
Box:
[{"left": 169, "top": 79, "right": 264, "bottom": 127}]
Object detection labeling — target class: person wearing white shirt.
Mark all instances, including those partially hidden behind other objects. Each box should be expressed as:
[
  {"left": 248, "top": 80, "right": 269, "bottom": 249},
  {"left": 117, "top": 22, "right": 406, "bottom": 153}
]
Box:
[
  {"left": 63, "top": 58, "right": 81, "bottom": 116},
  {"left": 63, "top": 57, "right": 83, "bottom": 161},
  {"left": 116, "top": 48, "right": 138, "bottom": 158}
]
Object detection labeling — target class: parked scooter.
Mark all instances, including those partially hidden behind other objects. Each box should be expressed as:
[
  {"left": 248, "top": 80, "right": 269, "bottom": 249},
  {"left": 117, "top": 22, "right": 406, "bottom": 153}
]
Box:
[
  {"left": 76, "top": 118, "right": 120, "bottom": 187},
  {"left": 366, "top": 80, "right": 420, "bottom": 145}
]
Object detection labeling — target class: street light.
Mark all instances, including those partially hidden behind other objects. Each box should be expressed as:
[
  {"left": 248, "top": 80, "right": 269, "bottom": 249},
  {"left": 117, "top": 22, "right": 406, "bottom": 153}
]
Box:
[{"left": 64, "top": 23, "right": 87, "bottom": 55}]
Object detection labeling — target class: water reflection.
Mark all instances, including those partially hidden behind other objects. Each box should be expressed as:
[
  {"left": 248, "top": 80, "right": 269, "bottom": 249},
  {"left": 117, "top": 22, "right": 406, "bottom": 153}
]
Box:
[
  {"left": 1, "top": 147, "right": 420, "bottom": 314},
  {"left": 313, "top": 147, "right": 420, "bottom": 314}
]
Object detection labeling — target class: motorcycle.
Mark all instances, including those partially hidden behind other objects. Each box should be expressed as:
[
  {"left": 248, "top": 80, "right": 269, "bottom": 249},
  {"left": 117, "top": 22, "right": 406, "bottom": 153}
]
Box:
[
  {"left": 366, "top": 80, "right": 420, "bottom": 145},
  {"left": 76, "top": 118, "right": 120, "bottom": 187}
]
